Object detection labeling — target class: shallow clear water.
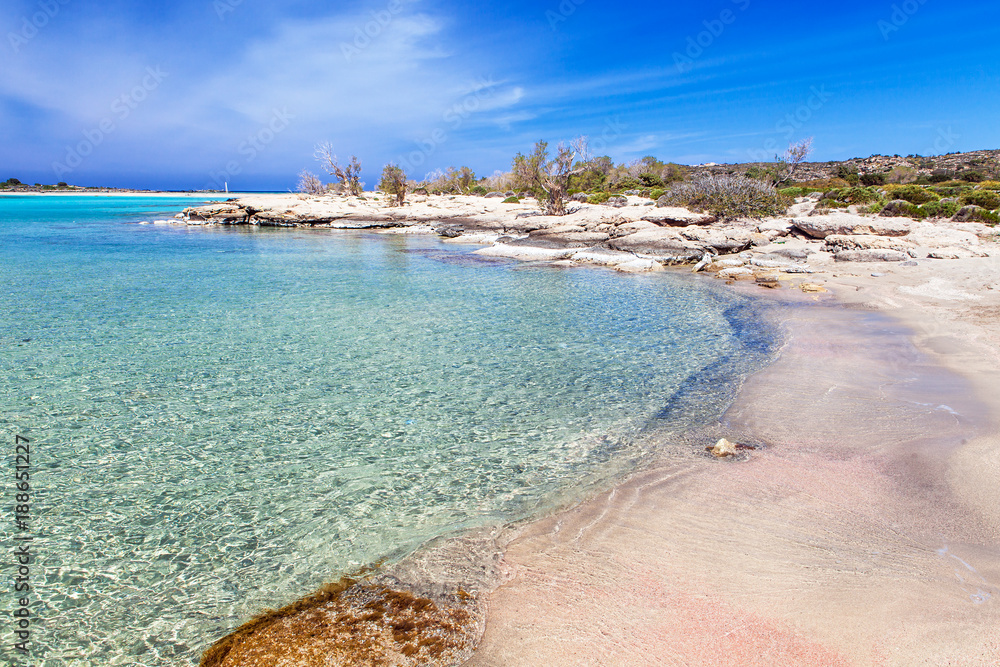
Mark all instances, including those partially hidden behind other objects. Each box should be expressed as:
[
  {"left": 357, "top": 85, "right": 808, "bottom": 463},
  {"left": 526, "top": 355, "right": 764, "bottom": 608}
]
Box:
[{"left": 0, "top": 196, "right": 775, "bottom": 665}]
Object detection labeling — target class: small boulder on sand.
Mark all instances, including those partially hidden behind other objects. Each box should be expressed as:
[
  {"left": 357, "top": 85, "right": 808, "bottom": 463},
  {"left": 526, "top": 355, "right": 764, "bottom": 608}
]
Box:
[{"left": 708, "top": 438, "right": 738, "bottom": 458}]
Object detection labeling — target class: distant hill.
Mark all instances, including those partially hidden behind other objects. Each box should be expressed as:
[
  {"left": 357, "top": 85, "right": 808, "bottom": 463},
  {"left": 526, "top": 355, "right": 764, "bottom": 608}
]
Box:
[{"left": 693, "top": 149, "right": 1000, "bottom": 184}]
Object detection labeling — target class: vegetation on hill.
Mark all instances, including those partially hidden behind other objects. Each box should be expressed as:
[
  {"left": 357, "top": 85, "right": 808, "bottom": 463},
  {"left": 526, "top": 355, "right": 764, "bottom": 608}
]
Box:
[{"left": 296, "top": 142, "right": 998, "bottom": 225}]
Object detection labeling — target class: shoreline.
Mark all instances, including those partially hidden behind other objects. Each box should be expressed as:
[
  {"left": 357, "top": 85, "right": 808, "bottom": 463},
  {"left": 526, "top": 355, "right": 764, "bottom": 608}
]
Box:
[
  {"left": 466, "top": 270, "right": 1000, "bottom": 665},
  {"left": 0, "top": 191, "right": 235, "bottom": 198},
  {"left": 184, "top": 196, "right": 1000, "bottom": 665}
]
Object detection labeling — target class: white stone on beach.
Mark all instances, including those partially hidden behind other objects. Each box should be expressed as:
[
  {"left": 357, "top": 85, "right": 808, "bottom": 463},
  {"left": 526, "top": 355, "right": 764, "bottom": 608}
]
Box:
[
  {"left": 717, "top": 267, "right": 754, "bottom": 279},
  {"left": 709, "top": 438, "right": 738, "bottom": 457},
  {"left": 615, "top": 258, "right": 663, "bottom": 273}
]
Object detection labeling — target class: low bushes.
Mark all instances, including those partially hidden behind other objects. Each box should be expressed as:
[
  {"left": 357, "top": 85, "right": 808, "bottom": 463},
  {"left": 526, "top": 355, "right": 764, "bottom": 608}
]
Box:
[
  {"left": 658, "top": 174, "right": 789, "bottom": 219},
  {"left": 960, "top": 189, "right": 1000, "bottom": 210},
  {"left": 920, "top": 200, "right": 961, "bottom": 218},
  {"left": 882, "top": 184, "right": 940, "bottom": 205},
  {"left": 954, "top": 206, "right": 1000, "bottom": 225},
  {"left": 880, "top": 199, "right": 928, "bottom": 219},
  {"left": 779, "top": 186, "right": 823, "bottom": 198},
  {"left": 859, "top": 172, "right": 888, "bottom": 186}
]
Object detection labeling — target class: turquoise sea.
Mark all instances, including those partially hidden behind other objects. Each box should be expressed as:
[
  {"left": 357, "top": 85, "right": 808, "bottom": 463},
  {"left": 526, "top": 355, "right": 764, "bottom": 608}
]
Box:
[{"left": 0, "top": 195, "right": 776, "bottom": 666}]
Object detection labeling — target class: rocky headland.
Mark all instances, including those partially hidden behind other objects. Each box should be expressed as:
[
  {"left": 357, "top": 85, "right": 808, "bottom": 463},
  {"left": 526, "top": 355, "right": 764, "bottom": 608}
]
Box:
[{"left": 177, "top": 192, "right": 998, "bottom": 290}]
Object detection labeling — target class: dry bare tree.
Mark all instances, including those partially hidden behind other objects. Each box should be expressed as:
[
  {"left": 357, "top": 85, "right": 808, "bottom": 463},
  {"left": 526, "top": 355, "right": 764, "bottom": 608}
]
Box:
[
  {"left": 296, "top": 169, "right": 325, "bottom": 194},
  {"left": 512, "top": 136, "right": 591, "bottom": 215},
  {"left": 774, "top": 137, "right": 814, "bottom": 185},
  {"left": 315, "top": 142, "right": 363, "bottom": 195}
]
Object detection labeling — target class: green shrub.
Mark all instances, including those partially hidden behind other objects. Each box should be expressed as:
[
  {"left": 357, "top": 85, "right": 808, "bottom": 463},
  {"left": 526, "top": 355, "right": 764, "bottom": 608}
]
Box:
[
  {"left": 639, "top": 173, "right": 664, "bottom": 188},
  {"left": 816, "top": 198, "right": 849, "bottom": 209},
  {"left": 928, "top": 172, "right": 954, "bottom": 183},
  {"left": 883, "top": 184, "right": 939, "bottom": 205},
  {"left": 920, "top": 201, "right": 961, "bottom": 218},
  {"left": 833, "top": 164, "right": 859, "bottom": 184},
  {"left": 821, "top": 187, "right": 882, "bottom": 205},
  {"left": 960, "top": 170, "right": 984, "bottom": 183},
  {"left": 859, "top": 172, "right": 887, "bottom": 186},
  {"left": 880, "top": 199, "right": 928, "bottom": 219},
  {"left": 978, "top": 180, "right": 1000, "bottom": 191},
  {"left": 862, "top": 202, "right": 886, "bottom": 215},
  {"left": 502, "top": 196, "right": 520, "bottom": 204},
  {"left": 659, "top": 175, "right": 790, "bottom": 219},
  {"left": 779, "top": 186, "right": 822, "bottom": 198},
  {"left": 955, "top": 206, "right": 1000, "bottom": 225},
  {"left": 799, "top": 177, "right": 850, "bottom": 190},
  {"left": 470, "top": 185, "right": 487, "bottom": 196},
  {"left": 929, "top": 185, "right": 973, "bottom": 197},
  {"left": 588, "top": 192, "right": 611, "bottom": 204},
  {"left": 649, "top": 188, "right": 665, "bottom": 200},
  {"left": 961, "top": 189, "right": 1000, "bottom": 210}
]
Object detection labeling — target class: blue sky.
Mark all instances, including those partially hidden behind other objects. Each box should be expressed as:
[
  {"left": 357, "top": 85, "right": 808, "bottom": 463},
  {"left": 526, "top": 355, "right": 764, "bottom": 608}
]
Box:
[{"left": 1, "top": 0, "right": 997, "bottom": 190}]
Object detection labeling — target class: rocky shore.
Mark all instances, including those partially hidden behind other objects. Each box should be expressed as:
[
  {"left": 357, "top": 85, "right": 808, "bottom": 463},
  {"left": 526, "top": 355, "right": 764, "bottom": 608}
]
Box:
[{"left": 178, "top": 193, "right": 997, "bottom": 286}]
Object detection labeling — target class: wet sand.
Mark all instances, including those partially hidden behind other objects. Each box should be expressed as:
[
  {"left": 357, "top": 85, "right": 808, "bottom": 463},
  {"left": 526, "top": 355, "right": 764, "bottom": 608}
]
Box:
[{"left": 467, "top": 268, "right": 1000, "bottom": 666}]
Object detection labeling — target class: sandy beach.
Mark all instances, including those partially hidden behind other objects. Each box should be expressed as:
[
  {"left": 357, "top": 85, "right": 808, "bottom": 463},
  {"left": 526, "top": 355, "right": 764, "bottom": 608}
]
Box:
[
  {"left": 467, "top": 263, "right": 1000, "bottom": 666},
  {"left": 182, "top": 193, "right": 1000, "bottom": 665}
]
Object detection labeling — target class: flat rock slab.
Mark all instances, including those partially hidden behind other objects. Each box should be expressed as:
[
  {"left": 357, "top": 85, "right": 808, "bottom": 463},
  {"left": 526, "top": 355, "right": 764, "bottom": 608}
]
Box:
[
  {"left": 641, "top": 207, "right": 716, "bottom": 227},
  {"left": 824, "top": 234, "right": 915, "bottom": 253},
  {"left": 834, "top": 249, "right": 910, "bottom": 262},
  {"left": 570, "top": 249, "right": 641, "bottom": 266},
  {"left": 473, "top": 244, "right": 576, "bottom": 261},
  {"left": 606, "top": 229, "right": 704, "bottom": 258},
  {"left": 794, "top": 213, "right": 911, "bottom": 239},
  {"left": 517, "top": 231, "right": 611, "bottom": 248}
]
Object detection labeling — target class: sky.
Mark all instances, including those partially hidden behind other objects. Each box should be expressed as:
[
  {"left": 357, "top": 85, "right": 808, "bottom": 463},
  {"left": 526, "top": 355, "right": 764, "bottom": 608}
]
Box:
[{"left": 0, "top": 0, "right": 998, "bottom": 190}]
